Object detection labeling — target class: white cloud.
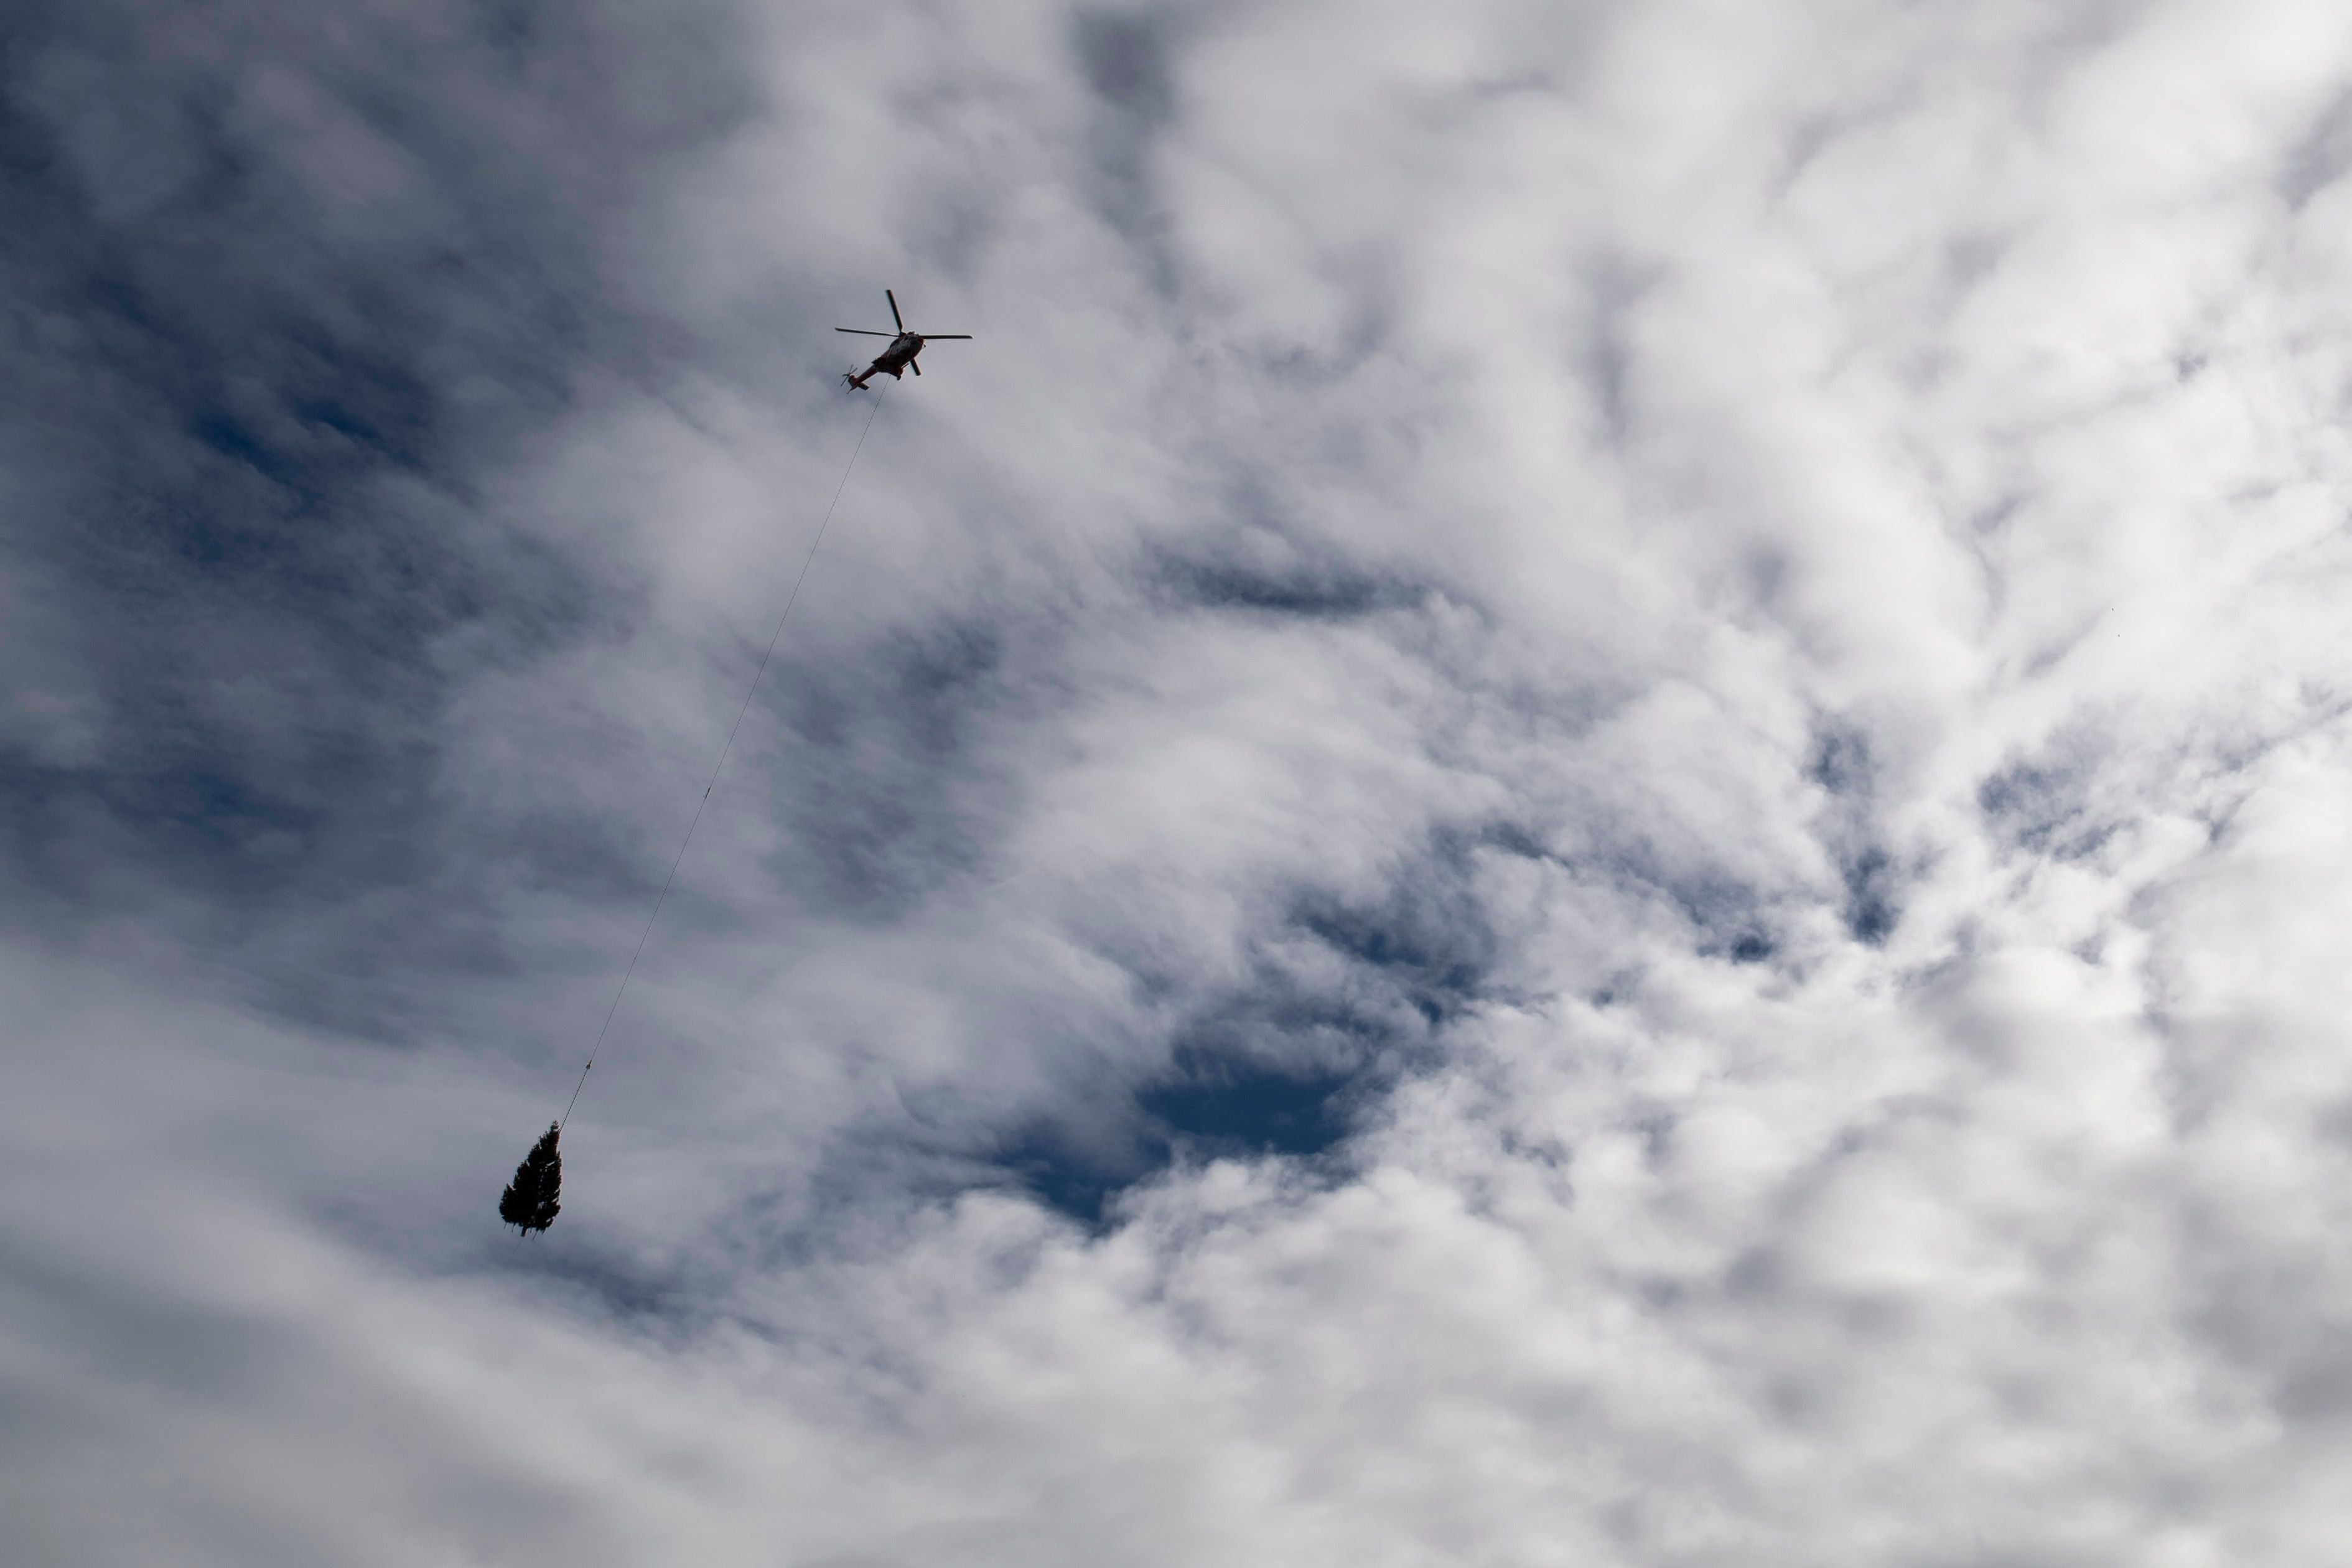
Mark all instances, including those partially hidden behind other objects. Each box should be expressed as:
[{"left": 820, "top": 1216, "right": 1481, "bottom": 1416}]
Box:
[{"left": 14, "top": 0, "right": 2352, "bottom": 1562}]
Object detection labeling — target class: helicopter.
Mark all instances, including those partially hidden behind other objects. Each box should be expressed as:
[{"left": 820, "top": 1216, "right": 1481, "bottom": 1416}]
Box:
[{"left": 838, "top": 289, "right": 971, "bottom": 389}]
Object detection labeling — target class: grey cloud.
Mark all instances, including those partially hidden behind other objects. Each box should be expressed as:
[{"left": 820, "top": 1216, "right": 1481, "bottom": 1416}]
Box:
[{"left": 15, "top": 0, "right": 2352, "bottom": 1564}]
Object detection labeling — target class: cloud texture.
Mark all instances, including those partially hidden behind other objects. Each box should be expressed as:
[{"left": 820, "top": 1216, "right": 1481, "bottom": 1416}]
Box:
[{"left": 9, "top": 0, "right": 2352, "bottom": 1562}]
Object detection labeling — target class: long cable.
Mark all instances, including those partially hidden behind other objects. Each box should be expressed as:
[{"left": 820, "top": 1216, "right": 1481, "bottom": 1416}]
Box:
[{"left": 558, "top": 386, "right": 888, "bottom": 1130}]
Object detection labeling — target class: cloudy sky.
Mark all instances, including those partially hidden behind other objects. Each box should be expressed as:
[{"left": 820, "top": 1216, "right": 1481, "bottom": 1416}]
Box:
[{"left": 9, "top": 0, "right": 2352, "bottom": 1562}]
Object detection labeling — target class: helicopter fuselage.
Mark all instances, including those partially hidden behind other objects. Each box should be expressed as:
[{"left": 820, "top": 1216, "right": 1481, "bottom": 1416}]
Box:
[{"left": 846, "top": 333, "right": 925, "bottom": 390}]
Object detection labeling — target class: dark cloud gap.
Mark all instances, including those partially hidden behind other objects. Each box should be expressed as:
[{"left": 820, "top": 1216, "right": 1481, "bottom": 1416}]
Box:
[
  {"left": 1289, "top": 870, "right": 1496, "bottom": 1030},
  {"left": 1474, "top": 819, "right": 1552, "bottom": 862},
  {"left": 1840, "top": 846, "right": 1898, "bottom": 946},
  {"left": 982, "top": 837, "right": 1504, "bottom": 1225},
  {"left": 1153, "top": 555, "right": 1425, "bottom": 620},
  {"left": 1807, "top": 721, "right": 1875, "bottom": 798},
  {"left": 1977, "top": 737, "right": 2123, "bottom": 863},
  {"left": 1145, "top": 534, "right": 1434, "bottom": 621},
  {"left": 1493, "top": 817, "right": 1785, "bottom": 969},
  {"left": 1140, "top": 1062, "right": 1355, "bottom": 1157},
  {"left": 991, "top": 1037, "right": 1371, "bottom": 1230},
  {"left": 1190, "top": 831, "right": 1509, "bottom": 1065},
  {"left": 1806, "top": 719, "right": 1904, "bottom": 943},
  {"left": 1358, "top": 811, "right": 1787, "bottom": 977},
  {"left": 1638, "top": 863, "right": 1779, "bottom": 964},
  {"left": 997, "top": 1056, "right": 1361, "bottom": 1231},
  {"left": 995, "top": 1123, "right": 1136, "bottom": 1231}
]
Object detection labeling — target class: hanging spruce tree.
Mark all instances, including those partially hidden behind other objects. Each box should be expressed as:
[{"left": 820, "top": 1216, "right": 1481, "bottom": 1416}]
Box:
[{"left": 499, "top": 1122, "right": 563, "bottom": 1236}]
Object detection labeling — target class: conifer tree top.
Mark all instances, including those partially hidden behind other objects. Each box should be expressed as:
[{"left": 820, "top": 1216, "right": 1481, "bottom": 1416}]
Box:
[{"left": 499, "top": 1122, "right": 563, "bottom": 1236}]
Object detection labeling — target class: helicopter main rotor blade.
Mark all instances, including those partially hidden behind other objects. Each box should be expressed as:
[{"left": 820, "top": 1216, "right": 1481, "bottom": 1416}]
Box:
[
  {"left": 836, "top": 328, "right": 894, "bottom": 336},
  {"left": 887, "top": 289, "right": 905, "bottom": 331},
  {"left": 922, "top": 334, "right": 973, "bottom": 340}
]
